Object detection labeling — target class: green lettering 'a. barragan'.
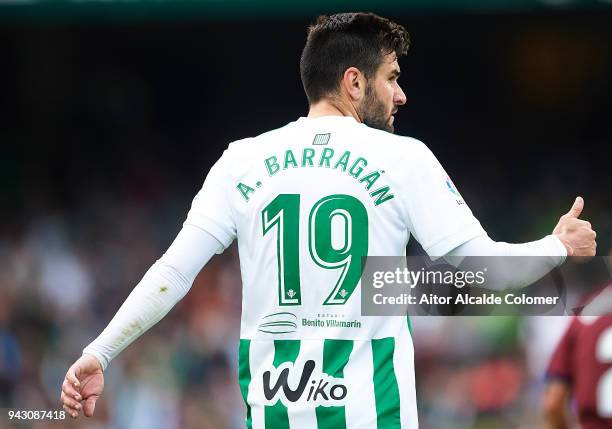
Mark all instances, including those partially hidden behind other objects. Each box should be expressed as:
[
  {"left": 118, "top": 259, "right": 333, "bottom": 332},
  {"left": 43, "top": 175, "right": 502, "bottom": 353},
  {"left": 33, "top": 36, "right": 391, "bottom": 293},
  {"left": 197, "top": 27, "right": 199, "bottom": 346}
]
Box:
[
  {"left": 237, "top": 182, "right": 255, "bottom": 201},
  {"left": 257, "top": 148, "right": 394, "bottom": 207}
]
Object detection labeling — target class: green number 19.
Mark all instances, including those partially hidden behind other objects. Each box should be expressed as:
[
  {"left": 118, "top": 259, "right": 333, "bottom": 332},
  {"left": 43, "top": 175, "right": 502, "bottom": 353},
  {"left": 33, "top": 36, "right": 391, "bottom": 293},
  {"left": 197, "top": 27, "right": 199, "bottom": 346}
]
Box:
[{"left": 262, "top": 194, "right": 368, "bottom": 306}]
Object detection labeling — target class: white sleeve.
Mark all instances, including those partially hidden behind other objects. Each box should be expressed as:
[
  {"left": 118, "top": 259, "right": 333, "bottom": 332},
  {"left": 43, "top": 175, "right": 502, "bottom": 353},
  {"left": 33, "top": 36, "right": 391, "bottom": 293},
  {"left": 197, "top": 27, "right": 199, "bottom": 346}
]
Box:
[
  {"left": 442, "top": 234, "right": 567, "bottom": 290},
  {"left": 184, "top": 150, "right": 237, "bottom": 252},
  {"left": 403, "top": 142, "right": 486, "bottom": 258},
  {"left": 82, "top": 224, "right": 222, "bottom": 371}
]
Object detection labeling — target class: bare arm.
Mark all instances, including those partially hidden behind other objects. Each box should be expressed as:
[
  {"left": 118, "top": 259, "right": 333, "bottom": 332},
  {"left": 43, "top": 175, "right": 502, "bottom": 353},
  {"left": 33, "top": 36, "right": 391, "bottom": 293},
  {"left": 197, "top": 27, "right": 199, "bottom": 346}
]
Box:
[{"left": 542, "top": 380, "right": 572, "bottom": 429}]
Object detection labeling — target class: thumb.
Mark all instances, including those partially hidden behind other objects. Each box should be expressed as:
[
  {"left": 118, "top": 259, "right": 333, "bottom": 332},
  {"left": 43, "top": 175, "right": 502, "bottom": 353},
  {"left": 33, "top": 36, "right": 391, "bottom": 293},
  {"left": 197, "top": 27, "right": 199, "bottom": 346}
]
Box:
[
  {"left": 565, "top": 196, "right": 584, "bottom": 219},
  {"left": 83, "top": 395, "right": 98, "bottom": 417}
]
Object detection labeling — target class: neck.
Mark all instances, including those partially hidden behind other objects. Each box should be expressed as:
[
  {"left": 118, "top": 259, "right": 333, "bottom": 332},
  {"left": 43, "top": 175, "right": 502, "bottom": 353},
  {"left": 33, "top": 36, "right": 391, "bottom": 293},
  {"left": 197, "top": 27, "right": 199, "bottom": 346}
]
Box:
[{"left": 307, "top": 97, "right": 361, "bottom": 123}]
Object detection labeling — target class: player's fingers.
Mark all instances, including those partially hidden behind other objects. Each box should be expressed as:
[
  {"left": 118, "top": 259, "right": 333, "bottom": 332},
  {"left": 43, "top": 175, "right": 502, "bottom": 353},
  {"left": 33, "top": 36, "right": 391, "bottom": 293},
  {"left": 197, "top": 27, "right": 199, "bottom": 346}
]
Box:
[
  {"left": 66, "top": 365, "right": 80, "bottom": 389},
  {"left": 60, "top": 391, "right": 82, "bottom": 411},
  {"left": 83, "top": 395, "right": 99, "bottom": 417},
  {"left": 62, "top": 379, "right": 81, "bottom": 401},
  {"left": 564, "top": 196, "right": 584, "bottom": 219},
  {"left": 562, "top": 218, "right": 591, "bottom": 231},
  {"left": 63, "top": 404, "right": 79, "bottom": 419}
]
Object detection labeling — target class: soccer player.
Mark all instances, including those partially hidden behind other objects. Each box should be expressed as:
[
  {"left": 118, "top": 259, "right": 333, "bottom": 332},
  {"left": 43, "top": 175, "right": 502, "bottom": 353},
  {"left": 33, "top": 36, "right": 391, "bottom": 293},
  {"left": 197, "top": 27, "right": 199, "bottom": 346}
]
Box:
[
  {"left": 60, "top": 12, "right": 597, "bottom": 428},
  {"left": 543, "top": 287, "right": 612, "bottom": 429}
]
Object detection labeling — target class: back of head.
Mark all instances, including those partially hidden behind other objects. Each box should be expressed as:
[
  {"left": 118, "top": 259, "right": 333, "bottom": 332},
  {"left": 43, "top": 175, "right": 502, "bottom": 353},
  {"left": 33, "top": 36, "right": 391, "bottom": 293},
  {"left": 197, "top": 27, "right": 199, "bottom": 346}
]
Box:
[{"left": 300, "top": 12, "right": 410, "bottom": 104}]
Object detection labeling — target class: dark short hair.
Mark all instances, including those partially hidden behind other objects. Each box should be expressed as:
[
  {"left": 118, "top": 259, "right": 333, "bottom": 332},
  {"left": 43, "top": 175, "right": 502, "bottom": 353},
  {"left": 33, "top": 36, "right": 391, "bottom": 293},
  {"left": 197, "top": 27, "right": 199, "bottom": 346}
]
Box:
[{"left": 300, "top": 12, "right": 410, "bottom": 104}]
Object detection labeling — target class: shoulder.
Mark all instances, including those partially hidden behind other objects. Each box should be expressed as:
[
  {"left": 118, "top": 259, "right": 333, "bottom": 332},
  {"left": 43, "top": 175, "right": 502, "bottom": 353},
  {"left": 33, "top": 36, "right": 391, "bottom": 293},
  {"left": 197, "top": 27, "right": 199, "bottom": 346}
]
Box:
[
  {"left": 223, "top": 122, "right": 295, "bottom": 158},
  {"left": 224, "top": 137, "right": 255, "bottom": 158},
  {"left": 362, "top": 125, "right": 428, "bottom": 149},
  {"left": 212, "top": 122, "right": 296, "bottom": 175},
  {"left": 357, "top": 126, "right": 437, "bottom": 168}
]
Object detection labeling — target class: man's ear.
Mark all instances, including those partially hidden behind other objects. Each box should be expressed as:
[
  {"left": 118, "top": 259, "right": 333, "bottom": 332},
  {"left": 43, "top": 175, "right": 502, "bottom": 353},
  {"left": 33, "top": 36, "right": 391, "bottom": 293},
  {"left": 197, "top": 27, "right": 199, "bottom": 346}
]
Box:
[{"left": 341, "top": 67, "right": 366, "bottom": 102}]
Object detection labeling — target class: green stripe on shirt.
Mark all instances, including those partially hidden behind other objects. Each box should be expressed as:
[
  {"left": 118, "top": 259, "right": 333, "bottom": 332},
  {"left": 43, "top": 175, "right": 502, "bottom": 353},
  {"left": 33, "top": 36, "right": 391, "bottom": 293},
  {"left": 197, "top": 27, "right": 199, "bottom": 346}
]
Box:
[
  {"left": 239, "top": 339, "right": 253, "bottom": 429},
  {"left": 372, "top": 338, "right": 401, "bottom": 428},
  {"left": 315, "top": 339, "right": 353, "bottom": 429},
  {"left": 264, "top": 340, "right": 301, "bottom": 429}
]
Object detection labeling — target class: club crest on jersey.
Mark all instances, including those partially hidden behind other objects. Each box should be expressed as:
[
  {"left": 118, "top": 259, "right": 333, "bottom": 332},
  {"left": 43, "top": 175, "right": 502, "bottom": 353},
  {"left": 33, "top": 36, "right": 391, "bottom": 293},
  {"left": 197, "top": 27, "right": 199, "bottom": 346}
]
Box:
[{"left": 262, "top": 359, "right": 348, "bottom": 406}]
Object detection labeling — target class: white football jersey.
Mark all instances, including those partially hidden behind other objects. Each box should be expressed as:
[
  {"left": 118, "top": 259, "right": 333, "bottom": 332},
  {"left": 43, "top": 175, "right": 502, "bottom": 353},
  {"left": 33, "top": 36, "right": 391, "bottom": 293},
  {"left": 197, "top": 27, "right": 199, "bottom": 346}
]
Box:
[{"left": 184, "top": 116, "right": 485, "bottom": 429}]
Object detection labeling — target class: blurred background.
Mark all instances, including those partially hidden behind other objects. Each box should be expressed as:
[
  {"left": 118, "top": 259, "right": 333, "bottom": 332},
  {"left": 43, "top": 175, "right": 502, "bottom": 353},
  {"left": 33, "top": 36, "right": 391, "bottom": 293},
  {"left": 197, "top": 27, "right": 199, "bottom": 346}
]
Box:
[{"left": 1, "top": 0, "right": 611, "bottom": 428}]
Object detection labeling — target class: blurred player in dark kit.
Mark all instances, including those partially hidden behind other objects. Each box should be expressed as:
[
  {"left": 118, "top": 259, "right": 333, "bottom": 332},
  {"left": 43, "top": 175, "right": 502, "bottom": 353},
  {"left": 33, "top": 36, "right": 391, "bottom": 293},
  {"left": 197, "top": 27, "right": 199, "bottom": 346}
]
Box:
[{"left": 543, "top": 282, "right": 612, "bottom": 429}]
